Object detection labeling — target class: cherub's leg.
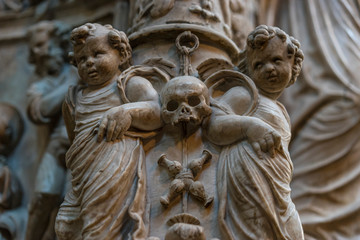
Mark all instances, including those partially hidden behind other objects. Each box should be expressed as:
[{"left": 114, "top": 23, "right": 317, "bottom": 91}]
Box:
[
  {"left": 158, "top": 155, "right": 182, "bottom": 176},
  {"left": 160, "top": 179, "right": 185, "bottom": 207},
  {"left": 188, "top": 150, "right": 212, "bottom": 176},
  {"left": 189, "top": 181, "right": 213, "bottom": 208}
]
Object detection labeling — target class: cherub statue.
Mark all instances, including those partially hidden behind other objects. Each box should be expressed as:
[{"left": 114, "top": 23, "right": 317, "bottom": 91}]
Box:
[
  {"left": 158, "top": 150, "right": 213, "bottom": 208},
  {"left": 207, "top": 25, "right": 305, "bottom": 240},
  {"left": 55, "top": 23, "right": 162, "bottom": 240}
]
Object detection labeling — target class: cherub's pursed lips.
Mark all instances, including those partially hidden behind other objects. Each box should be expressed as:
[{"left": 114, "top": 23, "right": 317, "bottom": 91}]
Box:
[{"left": 88, "top": 69, "right": 98, "bottom": 78}]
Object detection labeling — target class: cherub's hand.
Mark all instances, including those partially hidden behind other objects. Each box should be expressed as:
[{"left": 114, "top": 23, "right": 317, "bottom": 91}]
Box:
[
  {"left": 245, "top": 118, "right": 282, "bottom": 159},
  {"left": 97, "top": 106, "right": 132, "bottom": 142}
]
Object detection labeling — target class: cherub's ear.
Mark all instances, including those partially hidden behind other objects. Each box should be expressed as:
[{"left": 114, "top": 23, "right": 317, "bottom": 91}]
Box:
[
  {"left": 117, "top": 46, "right": 131, "bottom": 63},
  {"left": 68, "top": 52, "right": 77, "bottom": 67}
]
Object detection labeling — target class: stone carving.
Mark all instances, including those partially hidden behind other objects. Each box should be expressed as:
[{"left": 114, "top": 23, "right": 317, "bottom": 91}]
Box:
[
  {"left": 147, "top": 30, "right": 217, "bottom": 238},
  {"left": 158, "top": 45, "right": 214, "bottom": 209},
  {"left": 2, "top": 1, "right": 360, "bottom": 239},
  {"left": 229, "top": 0, "right": 257, "bottom": 49},
  {"left": 165, "top": 214, "right": 206, "bottom": 240},
  {"left": 188, "top": 0, "right": 220, "bottom": 22},
  {"left": 117, "top": 4, "right": 305, "bottom": 235},
  {"left": 160, "top": 76, "right": 211, "bottom": 127},
  {"left": 128, "top": 0, "right": 236, "bottom": 43},
  {"left": 158, "top": 150, "right": 213, "bottom": 208},
  {"left": 0, "top": 103, "right": 24, "bottom": 240},
  {"left": 55, "top": 23, "right": 163, "bottom": 240},
  {"left": 206, "top": 25, "right": 304, "bottom": 239},
  {"left": 16, "top": 10, "right": 303, "bottom": 240},
  {"left": 25, "top": 20, "right": 77, "bottom": 240},
  {"left": 175, "top": 31, "right": 199, "bottom": 77}
]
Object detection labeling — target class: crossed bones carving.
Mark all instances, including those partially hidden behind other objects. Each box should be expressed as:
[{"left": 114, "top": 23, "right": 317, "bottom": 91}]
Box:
[{"left": 158, "top": 150, "right": 213, "bottom": 208}]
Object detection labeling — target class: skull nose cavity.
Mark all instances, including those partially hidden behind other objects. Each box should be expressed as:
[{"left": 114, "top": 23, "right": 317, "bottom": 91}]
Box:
[{"left": 180, "top": 105, "right": 191, "bottom": 114}]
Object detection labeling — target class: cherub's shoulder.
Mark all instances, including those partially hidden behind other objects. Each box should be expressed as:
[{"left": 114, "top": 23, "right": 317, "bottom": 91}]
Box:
[
  {"left": 216, "top": 86, "right": 252, "bottom": 115},
  {"left": 276, "top": 100, "right": 291, "bottom": 125},
  {"left": 126, "top": 76, "right": 154, "bottom": 91},
  {"left": 65, "top": 84, "right": 84, "bottom": 107}
]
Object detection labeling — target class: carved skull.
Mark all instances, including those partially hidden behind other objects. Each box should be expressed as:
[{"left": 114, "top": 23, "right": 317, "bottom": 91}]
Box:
[{"left": 160, "top": 76, "right": 211, "bottom": 126}]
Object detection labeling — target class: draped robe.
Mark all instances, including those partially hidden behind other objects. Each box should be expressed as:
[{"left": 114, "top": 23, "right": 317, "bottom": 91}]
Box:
[
  {"left": 56, "top": 81, "right": 148, "bottom": 240},
  {"left": 218, "top": 95, "right": 303, "bottom": 240}
]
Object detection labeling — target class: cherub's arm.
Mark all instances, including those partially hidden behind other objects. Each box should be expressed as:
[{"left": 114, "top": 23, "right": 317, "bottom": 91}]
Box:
[
  {"left": 97, "top": 76, "right": 163, "bottom": 142},
  {"left": 204, "top": 111, "right": 280, "bottom": 157},
  {"left": 203, "top": 88, "right": 281, "bottom": 158},
  {"left": 123, "top": 76, "right": 163, "bottom": 130}
]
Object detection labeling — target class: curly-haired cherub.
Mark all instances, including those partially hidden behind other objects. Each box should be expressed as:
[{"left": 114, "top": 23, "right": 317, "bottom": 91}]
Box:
[
  {"left": 158, "top": 150, "right": 213, "bottom": 208},
  {"left": 55, "top": 23, "right": 162, "bottom": 240},
  {"left": 208, "top": 25, "right": 305, "bottom": 240}
]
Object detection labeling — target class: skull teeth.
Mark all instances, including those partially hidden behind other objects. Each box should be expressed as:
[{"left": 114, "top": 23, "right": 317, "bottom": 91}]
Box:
[{"left": 172, "top": 116, "right": 200, "bottom": 126}]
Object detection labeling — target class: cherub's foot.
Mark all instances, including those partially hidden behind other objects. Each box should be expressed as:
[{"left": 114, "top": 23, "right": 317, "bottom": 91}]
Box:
[
  {"left": 202, "top": 149, "right": 212, "bottom": 162},
  {"left": 204, "top": 196, "right": 214, "bottom": 208},
  {"left": 160, "top": 196, "right": 170, "bottom": 207},
  {"left": 157, "top": 154, "right": 166, "bottom": 165}
]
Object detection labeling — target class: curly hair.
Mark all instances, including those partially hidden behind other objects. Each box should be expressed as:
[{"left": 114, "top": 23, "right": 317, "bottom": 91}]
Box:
[
  {"left": 69, "top": 23, "right": 132, "bottom": 71},
  {"left": 238, "top": 25, "right": 304, "bottom": 86}
]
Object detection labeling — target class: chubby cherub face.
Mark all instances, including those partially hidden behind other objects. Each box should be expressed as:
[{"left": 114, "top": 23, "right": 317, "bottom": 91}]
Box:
[
  {"left": 74, "top": 35, "right": 122, "bottom": 89},
  {"left": 247, "top": 36, "right": 294, "bottom": 99}
]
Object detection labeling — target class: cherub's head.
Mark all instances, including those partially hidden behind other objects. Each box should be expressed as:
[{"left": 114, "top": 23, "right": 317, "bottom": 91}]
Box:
[
  {"left": 239, "top": 25, "right": 304, "bottom": 99},
  {"left": 69, "top": 23, "right": 132, "bottom": 89},
  {"left": 27, "top": 21, "right": 71, "bottom": 76},
  {"left": 0, "top": 103, "right": 24, "bottom": 158}
]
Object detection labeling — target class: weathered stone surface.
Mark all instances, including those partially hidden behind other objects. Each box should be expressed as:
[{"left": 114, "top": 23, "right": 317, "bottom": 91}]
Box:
[{"left": 0, "top": 1, "right": 359, "bottom": 239}]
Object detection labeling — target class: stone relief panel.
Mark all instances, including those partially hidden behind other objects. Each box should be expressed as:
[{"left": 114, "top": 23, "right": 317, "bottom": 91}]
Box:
[
  {"left": 0, "top": 1, "right": 359, "bottom": 239},
  {"left": 50, "top": 17, "right": 305, "bottom": 239}
]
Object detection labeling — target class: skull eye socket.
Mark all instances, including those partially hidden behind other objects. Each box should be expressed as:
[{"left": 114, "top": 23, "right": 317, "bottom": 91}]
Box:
[
  {"left": 167, "top": 100, "right": 179, "bottom": 111},
  {"left": 188, "top": 96, "right": 201, "bottom": 106}
]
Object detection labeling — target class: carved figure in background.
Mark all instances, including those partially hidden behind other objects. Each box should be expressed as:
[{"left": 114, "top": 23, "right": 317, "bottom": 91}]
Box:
[
  {"left": 158, "top": 150, "right": 213, "bottom": 208},
  {"left": 229, "top": 0, "right": 257, "bottom": 49},
  {"left": 212, "top": 25, "right": 304, "bottom": 239},
  {"left": 0, "top": 103, "right": 24, "bottom": 240},
  {"left": 55, "top": 23, "right": 162, "bottom": 240},
  {"left": 25, "top": 21, "right": 77, "bottom": 240}
]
